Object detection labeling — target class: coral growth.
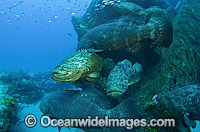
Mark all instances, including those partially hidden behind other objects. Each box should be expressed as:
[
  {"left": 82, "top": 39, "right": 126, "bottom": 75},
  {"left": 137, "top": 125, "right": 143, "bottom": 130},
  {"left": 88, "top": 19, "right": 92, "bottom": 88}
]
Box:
[{"left": 0, "top": 82, "right": 18, "bottom": 132}]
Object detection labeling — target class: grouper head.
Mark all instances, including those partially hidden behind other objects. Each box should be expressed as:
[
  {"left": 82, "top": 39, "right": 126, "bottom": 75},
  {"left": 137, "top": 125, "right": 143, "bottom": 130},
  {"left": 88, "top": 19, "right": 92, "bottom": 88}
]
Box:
[
  {"left": 51, "top": 51, "right": 90, "bottom": 82},
  {"left": 52, "top": 49, "right": 103, "bottom": 82},
  {"left": 52, "top": 62, "right": 83, "bottom": 82}
]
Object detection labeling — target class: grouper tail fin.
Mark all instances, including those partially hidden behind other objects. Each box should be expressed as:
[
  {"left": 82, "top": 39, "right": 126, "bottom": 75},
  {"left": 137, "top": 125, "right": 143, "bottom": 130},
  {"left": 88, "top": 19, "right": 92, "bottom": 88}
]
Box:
[{"left": 146, "top": 8, "right": 173, "bottom": 47}]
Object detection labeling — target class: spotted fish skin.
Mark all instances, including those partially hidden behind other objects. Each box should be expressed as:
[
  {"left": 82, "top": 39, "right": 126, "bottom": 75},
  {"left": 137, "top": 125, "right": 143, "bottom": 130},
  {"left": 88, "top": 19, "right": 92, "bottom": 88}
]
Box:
[
  {"left": 40, "top": 88, "right": 139, "bottom": 132},
  {"left": 52, "top": 50, "right": 103, "bottom": 82},
  {"left": 77, "top": 8, "right": 173, "bottom": 56},
  {"left": 40, "top": 88, "right": 111, "bottom": 119},
  {"left": 106, "top": 59, "right": 142, "bottom": 97},
  {"left": 154, "top": 85, "right": 200, "bottom": 121},
  {"left": 112, "top": 2, "right": 144, "bottom": 15}
]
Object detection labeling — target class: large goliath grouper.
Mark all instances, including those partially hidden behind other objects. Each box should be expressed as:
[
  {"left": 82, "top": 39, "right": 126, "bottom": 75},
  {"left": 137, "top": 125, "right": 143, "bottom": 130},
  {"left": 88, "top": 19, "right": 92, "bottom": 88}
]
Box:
[
  {"left": 106, "top": 59, "right": 143, "bottom": 97},
  {"left": 52, "top": 6, "right": 172, "bottom": 82},
  {"left": 40, "top": 88, "right": 139, "bottom": 132},
  {"left": 52, "top": 50, "right": 103, "bottom": 82},
  {"left": 77, "top": 7, "right": 173, "bottom": 56},
  {"left": 153, "top": 85, "right": 200, "bottom": 128}
]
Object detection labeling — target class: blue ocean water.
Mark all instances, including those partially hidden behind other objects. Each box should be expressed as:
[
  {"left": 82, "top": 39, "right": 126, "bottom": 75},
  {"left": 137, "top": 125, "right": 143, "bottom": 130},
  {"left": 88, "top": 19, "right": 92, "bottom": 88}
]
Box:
[
  {"left": 0, "top": 0, "right": 181, "bottom": 72},
  {"left": 0, "top": 0, "right": 200, "bottom": 132},
  {"left": 0, "top": 0, "right": 91, "bottom": 72},
  {"left": 0, "top": 0, "right": 91, "bottom": 131}
]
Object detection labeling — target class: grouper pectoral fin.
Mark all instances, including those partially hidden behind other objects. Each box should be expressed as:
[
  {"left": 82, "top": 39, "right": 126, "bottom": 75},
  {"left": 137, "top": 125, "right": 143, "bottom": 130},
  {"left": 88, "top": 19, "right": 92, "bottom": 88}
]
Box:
[
  {"left": 68, "top": 70, "right": 84, "bottom": 82},
  {"left": 88, "top": 71, "right": 100, "bottom": 78},
  {"left": 128, "top": 74, "right": 141, "bottom": 86},
  {"left": 85, "top": 77, "right": 97, "bottom": 82},
  {"left": 85, "top": 72, "right": 100, "bottom": 82},
  {"left": 128, "top": 62, "right": 143, "bottom": 85},
  {"left": 184, "top": 113, "right": 196, "bottom": 128}
]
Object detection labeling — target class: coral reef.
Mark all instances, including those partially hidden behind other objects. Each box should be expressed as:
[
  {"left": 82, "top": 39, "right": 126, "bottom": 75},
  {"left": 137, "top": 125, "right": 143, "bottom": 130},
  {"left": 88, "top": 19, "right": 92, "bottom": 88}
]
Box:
[
  {"left": 0, "top": 71, "right": 78, "bottom": 131},
  {"left": 0, "top": 72, "right": 45, "bottom": 104},
  {"left": 0, "top": 82, "right": 18, "bottom": 132},
  {"left": 0, "top": 71, "right": 75, "bottom": 104},
  {"left": 130, "top": 0, "right": 200, "bottom": 131}
]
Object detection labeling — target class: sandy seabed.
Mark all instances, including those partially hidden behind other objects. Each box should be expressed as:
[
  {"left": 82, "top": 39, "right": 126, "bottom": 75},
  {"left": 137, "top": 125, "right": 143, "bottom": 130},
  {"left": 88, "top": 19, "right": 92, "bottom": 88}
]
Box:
[{"left": 8, "top": 101, "right": 84, "bottom": 132}]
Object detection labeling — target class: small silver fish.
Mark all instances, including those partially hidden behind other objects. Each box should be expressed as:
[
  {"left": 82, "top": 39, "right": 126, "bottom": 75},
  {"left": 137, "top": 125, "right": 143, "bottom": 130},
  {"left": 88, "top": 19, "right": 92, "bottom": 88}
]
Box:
[
  {"left": 103, "top": 2, "right": 110, "bottom": 6},
  {"left": 87, "top": 48, "right": 104, "bottom": 53},
  {"left": 175, "top": 0, "right": 182, "bottom": 9}
]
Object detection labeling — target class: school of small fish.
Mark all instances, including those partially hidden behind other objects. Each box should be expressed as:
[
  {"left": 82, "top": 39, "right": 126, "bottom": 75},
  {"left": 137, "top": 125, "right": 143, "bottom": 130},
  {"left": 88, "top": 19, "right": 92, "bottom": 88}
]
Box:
[{"left": 95, "top": 0, "right": 121, "bottom": 10}]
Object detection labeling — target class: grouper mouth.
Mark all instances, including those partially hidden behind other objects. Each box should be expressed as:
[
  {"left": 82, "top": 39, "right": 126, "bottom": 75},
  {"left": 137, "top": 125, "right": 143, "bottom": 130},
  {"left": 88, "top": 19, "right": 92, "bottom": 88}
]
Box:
[
  {"left": 51, "top": 71, "right": 82, "bottom": 82},
  {"left": 51, "top": 72, "right": 68, "bottom": 81}
]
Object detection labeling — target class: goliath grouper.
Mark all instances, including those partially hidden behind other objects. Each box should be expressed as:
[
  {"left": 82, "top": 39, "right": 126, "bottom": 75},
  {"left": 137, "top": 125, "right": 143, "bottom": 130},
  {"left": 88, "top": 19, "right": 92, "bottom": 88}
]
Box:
[
  {"left": 106, "top": 59, "right": 143, "bottom": 97},
  {"left": 153, "top": 84, "right": 200, "bottom": 128},
  {"left": 52, "top": 50, "right": 103, "bottom": 82},
  {"left": 40, "top": 88, "right": 139, "bottom": 132}
]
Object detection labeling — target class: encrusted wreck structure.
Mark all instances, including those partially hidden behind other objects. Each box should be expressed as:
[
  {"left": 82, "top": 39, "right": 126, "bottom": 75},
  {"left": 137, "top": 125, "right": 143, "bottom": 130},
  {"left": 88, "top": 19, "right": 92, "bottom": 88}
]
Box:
[{"left": 69, "top": 0, "right": 200, "bottom": 131}]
